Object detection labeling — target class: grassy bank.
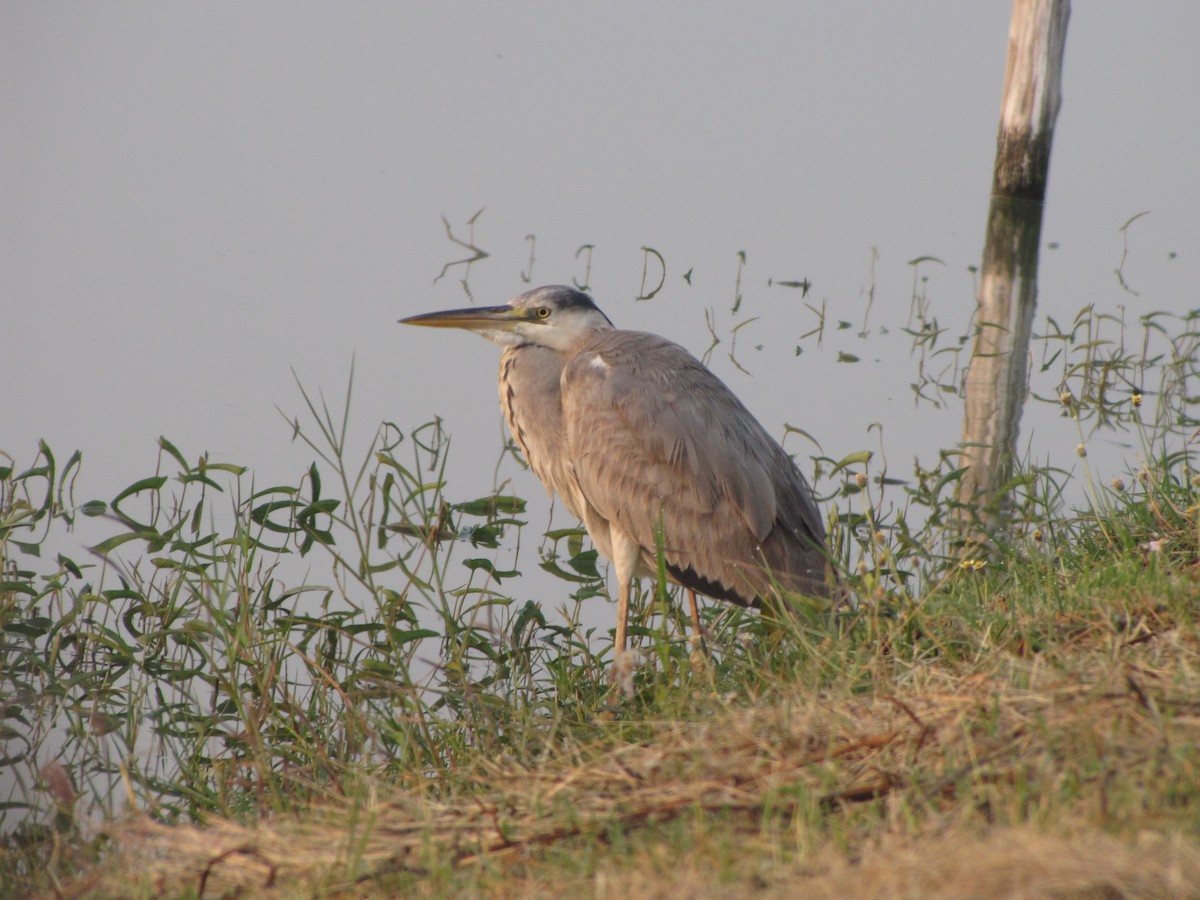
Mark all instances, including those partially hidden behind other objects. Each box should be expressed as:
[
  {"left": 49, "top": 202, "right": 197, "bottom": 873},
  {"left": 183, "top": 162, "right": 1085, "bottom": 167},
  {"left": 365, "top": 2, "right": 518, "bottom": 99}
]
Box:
[
  {"left": 83, "top": 574, "right": 1200, "bottom": 898},
  {"left": 4, "top": 431, "right": 1200, "bottom": 896}
]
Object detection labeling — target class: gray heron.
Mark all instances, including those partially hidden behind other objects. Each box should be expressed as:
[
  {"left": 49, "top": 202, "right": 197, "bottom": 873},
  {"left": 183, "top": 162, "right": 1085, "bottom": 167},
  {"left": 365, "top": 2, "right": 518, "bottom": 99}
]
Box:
[{"left": 400, "top": 285, "right": 833, "bottom": 654}]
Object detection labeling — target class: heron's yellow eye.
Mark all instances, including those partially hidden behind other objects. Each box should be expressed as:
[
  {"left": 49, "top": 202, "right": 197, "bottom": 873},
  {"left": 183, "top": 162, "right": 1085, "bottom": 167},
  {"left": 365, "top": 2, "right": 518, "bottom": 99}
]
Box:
[{"left": 535, "top": 307, "right": 551, "bottom": 319}]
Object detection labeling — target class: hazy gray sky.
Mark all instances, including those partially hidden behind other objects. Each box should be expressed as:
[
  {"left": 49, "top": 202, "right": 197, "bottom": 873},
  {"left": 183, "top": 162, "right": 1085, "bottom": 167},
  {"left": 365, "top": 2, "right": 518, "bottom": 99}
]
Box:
[{"left": 4, "top": 3, "right": 1198, "bottom": 515}]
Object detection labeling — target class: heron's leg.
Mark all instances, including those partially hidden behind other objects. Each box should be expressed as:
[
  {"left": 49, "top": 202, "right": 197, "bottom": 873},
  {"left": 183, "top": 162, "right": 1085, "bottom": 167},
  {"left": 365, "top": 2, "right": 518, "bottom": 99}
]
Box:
[
  {"left": 610, "top": 566, "right": 637, "bottom": 697},
  {"left": 687, "top": 588, "right": 707, "bottom": 653},
  {"left": 614, "top": 579, "right": 630, "bottom": 653},
  {"left": 608, "top": 527, "right": 643, "bottom": 657}
]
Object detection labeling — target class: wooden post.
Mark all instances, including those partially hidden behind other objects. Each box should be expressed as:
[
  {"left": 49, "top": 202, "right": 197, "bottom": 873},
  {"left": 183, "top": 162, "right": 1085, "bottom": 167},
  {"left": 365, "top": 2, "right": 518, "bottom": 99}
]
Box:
[
  {"left": 992, "top": 0, "right": 1071, "bottom": 200},
  {"left": 957, "top": 0, "right": 1070, "bottom": 541}
]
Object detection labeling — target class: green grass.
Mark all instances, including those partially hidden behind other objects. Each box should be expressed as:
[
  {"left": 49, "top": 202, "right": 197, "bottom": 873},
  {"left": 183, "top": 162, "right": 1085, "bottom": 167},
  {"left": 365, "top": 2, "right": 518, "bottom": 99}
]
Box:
[
  {"left": 25, "top": 540, "right": 1199, "bottom": 898},
  {"left": 4, "top": 304, "right": 1200, "bottom": 897}
]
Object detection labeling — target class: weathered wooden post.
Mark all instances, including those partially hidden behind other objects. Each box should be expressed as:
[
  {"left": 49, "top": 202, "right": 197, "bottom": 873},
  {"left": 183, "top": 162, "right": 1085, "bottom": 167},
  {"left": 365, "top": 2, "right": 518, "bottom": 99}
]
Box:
[
  {"left": 957, "top": 0, "right": 1070, "bottom": 542},
  {"left": 991, "top": 0, "right": 1071, "bottom": 201}
]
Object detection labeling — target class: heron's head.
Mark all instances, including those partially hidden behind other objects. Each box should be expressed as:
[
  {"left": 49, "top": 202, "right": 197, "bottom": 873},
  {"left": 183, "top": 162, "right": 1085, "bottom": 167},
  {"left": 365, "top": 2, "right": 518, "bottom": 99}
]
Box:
[{"left": 400, "top": 285, "right": 614, "bottom": 352}]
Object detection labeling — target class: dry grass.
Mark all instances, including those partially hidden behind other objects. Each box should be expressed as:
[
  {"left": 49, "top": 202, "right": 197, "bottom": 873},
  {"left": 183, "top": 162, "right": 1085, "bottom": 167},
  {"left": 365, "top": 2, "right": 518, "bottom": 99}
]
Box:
[
  {"left": 53, "top": 615, "right": 1200, "bottom": 899},
  {"left": 591, "top": 827, "right": 1200, "bottom": 899}
]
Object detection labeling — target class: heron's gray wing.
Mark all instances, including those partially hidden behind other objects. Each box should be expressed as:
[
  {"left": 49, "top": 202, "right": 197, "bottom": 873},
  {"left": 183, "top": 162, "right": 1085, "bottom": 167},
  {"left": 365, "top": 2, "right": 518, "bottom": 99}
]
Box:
[{"left": 562, "top": 330, "right": 827, "bottom": 606}]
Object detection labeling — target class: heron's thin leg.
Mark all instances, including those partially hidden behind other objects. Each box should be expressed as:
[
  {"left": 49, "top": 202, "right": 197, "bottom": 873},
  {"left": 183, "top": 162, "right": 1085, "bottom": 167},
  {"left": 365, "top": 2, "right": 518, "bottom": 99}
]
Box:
[
  {"left": 609, "top": 529, "right": 643, "bottom": 656},
  {"left": 614, "top": 578, "right": 629, "bottom": 653},
  {"left": 687, "top": 588, "right": 707, "bottom": 654},
  {"left": 607, "top": 575, "right": 637, "bottom": 696}
]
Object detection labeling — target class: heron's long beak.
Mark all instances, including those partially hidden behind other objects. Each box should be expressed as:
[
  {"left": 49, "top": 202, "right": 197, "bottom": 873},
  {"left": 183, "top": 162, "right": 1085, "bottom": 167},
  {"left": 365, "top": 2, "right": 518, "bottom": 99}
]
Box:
[{"left": 399, "top": 304, "right": 533, "bottom": 332}]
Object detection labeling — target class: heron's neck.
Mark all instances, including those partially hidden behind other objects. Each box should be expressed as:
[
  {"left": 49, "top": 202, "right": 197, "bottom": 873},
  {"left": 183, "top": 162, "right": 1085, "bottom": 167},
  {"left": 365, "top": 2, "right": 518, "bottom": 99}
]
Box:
[{"left": 547, "top": 323, "right": 615, "bottom": 357}]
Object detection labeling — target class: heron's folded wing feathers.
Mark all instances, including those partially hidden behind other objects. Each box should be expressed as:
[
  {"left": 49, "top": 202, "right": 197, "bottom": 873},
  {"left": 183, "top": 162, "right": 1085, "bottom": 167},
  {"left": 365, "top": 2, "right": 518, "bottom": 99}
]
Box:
[{"left": 562, "top": 331, "right": 826, "bottom": 601}]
